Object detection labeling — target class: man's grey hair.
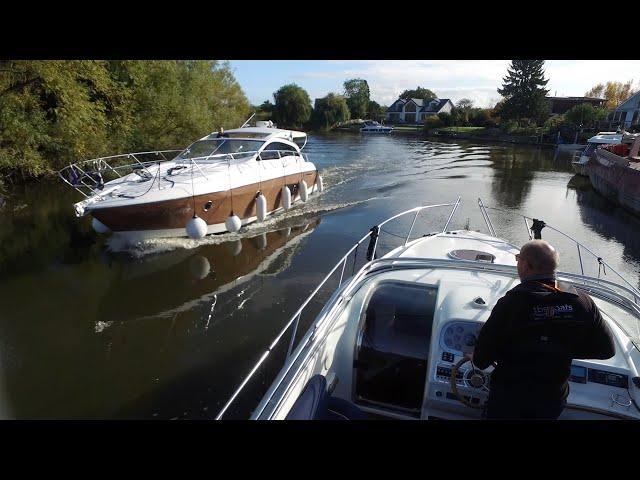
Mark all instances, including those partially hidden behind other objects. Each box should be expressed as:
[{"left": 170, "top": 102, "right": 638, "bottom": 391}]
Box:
[{"left": 519, "top": 240, "right": 559, "bottom": 274}]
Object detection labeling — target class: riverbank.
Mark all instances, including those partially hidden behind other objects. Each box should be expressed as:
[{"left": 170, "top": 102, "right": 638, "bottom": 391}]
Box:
[
  {"left": 426, "top": 129, "right": 557, "bottom": 147},
  {"left": 332, "top": 123, "right": 557, "bottom": 146}
]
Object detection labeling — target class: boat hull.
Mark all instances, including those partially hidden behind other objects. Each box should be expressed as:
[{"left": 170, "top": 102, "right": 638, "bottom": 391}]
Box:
[
  {"left": 586, "top": 157, "right": 640, "bottom": 216},
  {"left": 89, "top": 170, "right": 319, "bottom": 237}
]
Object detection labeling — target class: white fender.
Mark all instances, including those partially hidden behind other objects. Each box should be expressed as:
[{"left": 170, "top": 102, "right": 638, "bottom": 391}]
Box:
[
  {"left": 225, "top": 213, "right": 242, "bottom": 233},
  {"left": 92, "top": 217, "right": 110, "bottom": 234},
  {"left": 256, "top": 192, "right": 267, "bottom": 222},
  {"left": 281, "top": 185, "right": 292, "bottom": 210},
  {"left": 186, "top": 216, "right": 208, "bottom": 239},
  {"left": 299, "top": 179, "right": 308, "bottom": 202},
  {"left": 316, "top": 174, "right": 324, "bottom": 193}
]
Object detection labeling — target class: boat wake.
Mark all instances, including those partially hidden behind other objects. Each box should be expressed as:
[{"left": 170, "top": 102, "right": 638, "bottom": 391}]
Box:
[{"left": 105, "top": 197, "right": 374, "bottom": 257}]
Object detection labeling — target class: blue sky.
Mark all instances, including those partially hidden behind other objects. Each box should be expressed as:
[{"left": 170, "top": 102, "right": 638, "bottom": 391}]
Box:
[{"left": 228, "top": 60, "right": 639, "bottom": 108}]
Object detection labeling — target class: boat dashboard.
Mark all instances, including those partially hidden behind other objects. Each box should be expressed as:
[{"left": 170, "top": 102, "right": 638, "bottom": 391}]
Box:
[{"left": 332, "top": 269, "right": 640, "bottom": 420}]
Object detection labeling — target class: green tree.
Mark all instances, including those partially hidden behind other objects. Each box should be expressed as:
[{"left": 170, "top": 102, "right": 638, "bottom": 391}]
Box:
[
  {"left": 343, "top": 78, "right": 370, "bottom": 119},
  {"left": 124, "top": 60, "right": 250, "bottom": 150},
  {"left": 273, "top": 84, "right": 312, "bottom": 129},
  {"left": 255, "top": 100, "right": 275, "bottom": 121},
  {"left": 312, "top": 93, "right": 350, "bottom": 130},
  {"left": 0, "top": 60, "right": 132, "bottom": 182},
  {"left": 399, "top": 87, "right": 437, "bottom": 101},
  {"left": 438, "top": 111, "right": 453, "bottom": 127},
  {"left": 564, "top": 103, "right": 608, "bottom": 128},
  {"left": 0, "top": 60, "right": 251, "bottom": 184},
  {"left": 497, "top": 60, "right": 550, "bottom": 125},
  {"left": 368, "top": 100, "right": 382, "bottom": 121}
]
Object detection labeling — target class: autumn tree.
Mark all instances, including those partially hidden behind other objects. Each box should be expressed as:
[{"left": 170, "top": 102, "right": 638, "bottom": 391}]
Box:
[{"left": 585, "top": 80, "right": 637, "bottom": 109}]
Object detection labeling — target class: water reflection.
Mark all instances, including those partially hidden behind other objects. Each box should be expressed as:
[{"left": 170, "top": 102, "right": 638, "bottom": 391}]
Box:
[
  {"left": 1, "top": 134, "right": 639, "bottom": 419},
  {"left": 97, "top": 219, "right": 321, "bottom": 329},
  {"left": 569, "top": 175, "right": 640, "bottom": 275}
]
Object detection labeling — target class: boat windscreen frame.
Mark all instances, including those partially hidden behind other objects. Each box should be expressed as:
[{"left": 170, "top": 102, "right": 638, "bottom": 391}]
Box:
[{"left": 175, "top": 138, "right": 265, "bottom": 161}]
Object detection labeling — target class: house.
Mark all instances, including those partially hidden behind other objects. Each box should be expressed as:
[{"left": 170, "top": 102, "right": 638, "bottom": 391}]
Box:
[
  {"left": 546, "top": 96, "right": 606, "bottom": 115},
  {"left": 609, "top": 90, "right": 640, "bottom": 129},
  {"left": 386, "top": 98, "right": 453, "bottom": 124}
]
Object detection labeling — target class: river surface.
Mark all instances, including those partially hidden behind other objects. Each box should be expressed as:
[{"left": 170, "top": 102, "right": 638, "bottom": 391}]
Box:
[{"left": 1, "top": 132, "right": 640, "bottom": 419}]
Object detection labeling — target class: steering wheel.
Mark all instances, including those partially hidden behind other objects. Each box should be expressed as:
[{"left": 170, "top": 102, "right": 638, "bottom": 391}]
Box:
[{"left": 450, "top": 356, "right": 492, "bottom": 409}]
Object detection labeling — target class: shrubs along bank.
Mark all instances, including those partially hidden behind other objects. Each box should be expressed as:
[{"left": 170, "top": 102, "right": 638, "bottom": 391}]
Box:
[{"left": 0, "top": 61, "right": 251, "bottom": 186}]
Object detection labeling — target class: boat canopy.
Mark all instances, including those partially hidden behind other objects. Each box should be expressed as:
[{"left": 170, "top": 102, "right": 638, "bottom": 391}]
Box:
[
  {"left": 208, "top": 127, "right": 307, "bottom": 143},
  {"left": 588, "top": 133, "right": 623, "bottom": 144}
]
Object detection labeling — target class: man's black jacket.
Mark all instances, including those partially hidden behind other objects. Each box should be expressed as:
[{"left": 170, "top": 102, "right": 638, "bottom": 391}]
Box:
[{"left": 473, "top": 278, "right": 615, "bottom": 401}]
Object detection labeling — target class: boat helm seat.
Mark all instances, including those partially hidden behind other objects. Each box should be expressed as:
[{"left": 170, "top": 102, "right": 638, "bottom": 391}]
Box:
[{"left": 285, "top": 374, "right": 368, "bottom": 420}]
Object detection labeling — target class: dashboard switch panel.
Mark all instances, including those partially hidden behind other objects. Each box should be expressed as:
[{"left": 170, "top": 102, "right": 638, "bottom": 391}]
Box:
[{"left": 588, "top": 368, "right": 628, "bottom": 388}]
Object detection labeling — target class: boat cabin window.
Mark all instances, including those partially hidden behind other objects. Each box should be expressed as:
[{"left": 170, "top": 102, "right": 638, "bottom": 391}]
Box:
[
  {"left": 354, "top": 281, "right": 438, "bottom": 416},
  {"left": 176, "top": 139, "right": 264, "bottom": 160},
  {"left": 259, "top": 142, "right": 299, "bottom": 160},
  {"left": 448, "top": 249, "right": 495, "bottom": 263}
]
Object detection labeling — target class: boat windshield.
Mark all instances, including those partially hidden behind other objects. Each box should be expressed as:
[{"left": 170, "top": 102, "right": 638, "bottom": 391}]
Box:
[{"left": 176, "top": 139, "right": 264, "bottom": 160}]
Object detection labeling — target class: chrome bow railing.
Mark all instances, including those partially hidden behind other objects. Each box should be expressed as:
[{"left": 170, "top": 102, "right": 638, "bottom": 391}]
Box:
[
  {"left": 58, "top": 149, "right": 312, "bottom": 199},
  {"left": 477, "top": 199, "right": 640, "bottom": 305}
]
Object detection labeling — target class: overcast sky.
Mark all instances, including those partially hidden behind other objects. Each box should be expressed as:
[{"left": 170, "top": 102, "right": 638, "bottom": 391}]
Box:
[{"left": 228, "top": 60, "right": 639, "bottom": 108}]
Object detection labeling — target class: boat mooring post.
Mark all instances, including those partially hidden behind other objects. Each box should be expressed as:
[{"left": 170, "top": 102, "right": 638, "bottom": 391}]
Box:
[
  {"left": 366, "top": 226, "right": 379, "bottom": 261},
  {"left": 530, "top": 219, "right": 546, "bottom": 239}
]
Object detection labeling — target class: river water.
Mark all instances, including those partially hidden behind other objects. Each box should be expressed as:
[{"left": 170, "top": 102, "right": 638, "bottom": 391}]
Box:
[{"left": 1, "top": 132, "right": 640, "bottom": 419}]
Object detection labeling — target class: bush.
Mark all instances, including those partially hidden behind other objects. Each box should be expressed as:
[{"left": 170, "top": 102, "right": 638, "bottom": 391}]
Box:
[
  {"left": 424, "top": 116, "right": 443, "bottom": 130},
  {"left": 438, "top": 112, "right": 453, "bottom": 127},
  {"left": 501, "top": 120, "right": 519, "bottom": 134}
]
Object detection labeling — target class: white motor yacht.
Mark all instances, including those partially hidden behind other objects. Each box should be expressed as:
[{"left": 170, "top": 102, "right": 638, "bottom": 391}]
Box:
[
  {"left": 360, "top": 121, "right": 393, "bottom": 134},
  {"left": 572, "top": 132, "right": 623, "bottom": 176},
  {"left": 216, "top": 198, "right": 640, "bottom": 420},
  {"left": 58, "top": 117, "right": 323, "bottom": 239}
]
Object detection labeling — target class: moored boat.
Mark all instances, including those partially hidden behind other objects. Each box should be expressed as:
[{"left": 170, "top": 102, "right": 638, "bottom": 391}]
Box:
[
  {"left": 360, "top": 120, "right": 393, "bottom": 134},
  {"left": 571, "top": 131, "right": 623, "bottom": 176},
  {"left": 216, "top": 198, "right": 640, "bottom": 420},
  {"left": 586, "top": 133, "right": 640, "bottom": 216},
  {"left": 58, "top": 118, "right": 324, "bottom": 239}
]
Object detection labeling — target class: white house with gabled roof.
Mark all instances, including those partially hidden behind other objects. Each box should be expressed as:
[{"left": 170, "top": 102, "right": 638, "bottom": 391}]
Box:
[{"left": 386, "top": 97, "right": 453, "bottom": 124}]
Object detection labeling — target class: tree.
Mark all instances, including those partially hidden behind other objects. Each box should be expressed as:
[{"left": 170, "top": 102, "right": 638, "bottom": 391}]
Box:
[
  {"left": 399, "top": 87, "right": 437, "bottom": 101},
  {"left": 273, "top": 84, "right": 312, "bottom": 129},
  {"left": 564, "top": 103, "right": 607, "bottom": 128},
  {"left": 585, "top": 80, "right": 637, "bottom": 109},
  {"left": 368, "top": 100, "right": 382, "bottom": 121},
  {"left": 0, "top": 60, "right": 251, "bottom": 183},
  {"left": 438, "top": 112, "right": 453, "bottom": 127},
  {"left": 312, "top": 93, "right": 350, "bottom": 130},
  {"left": 255, "top": 100, "right": 274, "bottom": 121},
  {"left": 343, "top": 78, "right": 370, "bottom": 119},
  {"left": 456, "top": 98, "right": 474, "bottom": 124},
  {"left": 497, "top": 60, "right": 550, "bottom": 125}
]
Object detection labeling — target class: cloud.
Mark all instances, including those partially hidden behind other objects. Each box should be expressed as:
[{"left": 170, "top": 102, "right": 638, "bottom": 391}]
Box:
[{"left": 296, "top": 60, "right": 640, "bottom": 107}]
